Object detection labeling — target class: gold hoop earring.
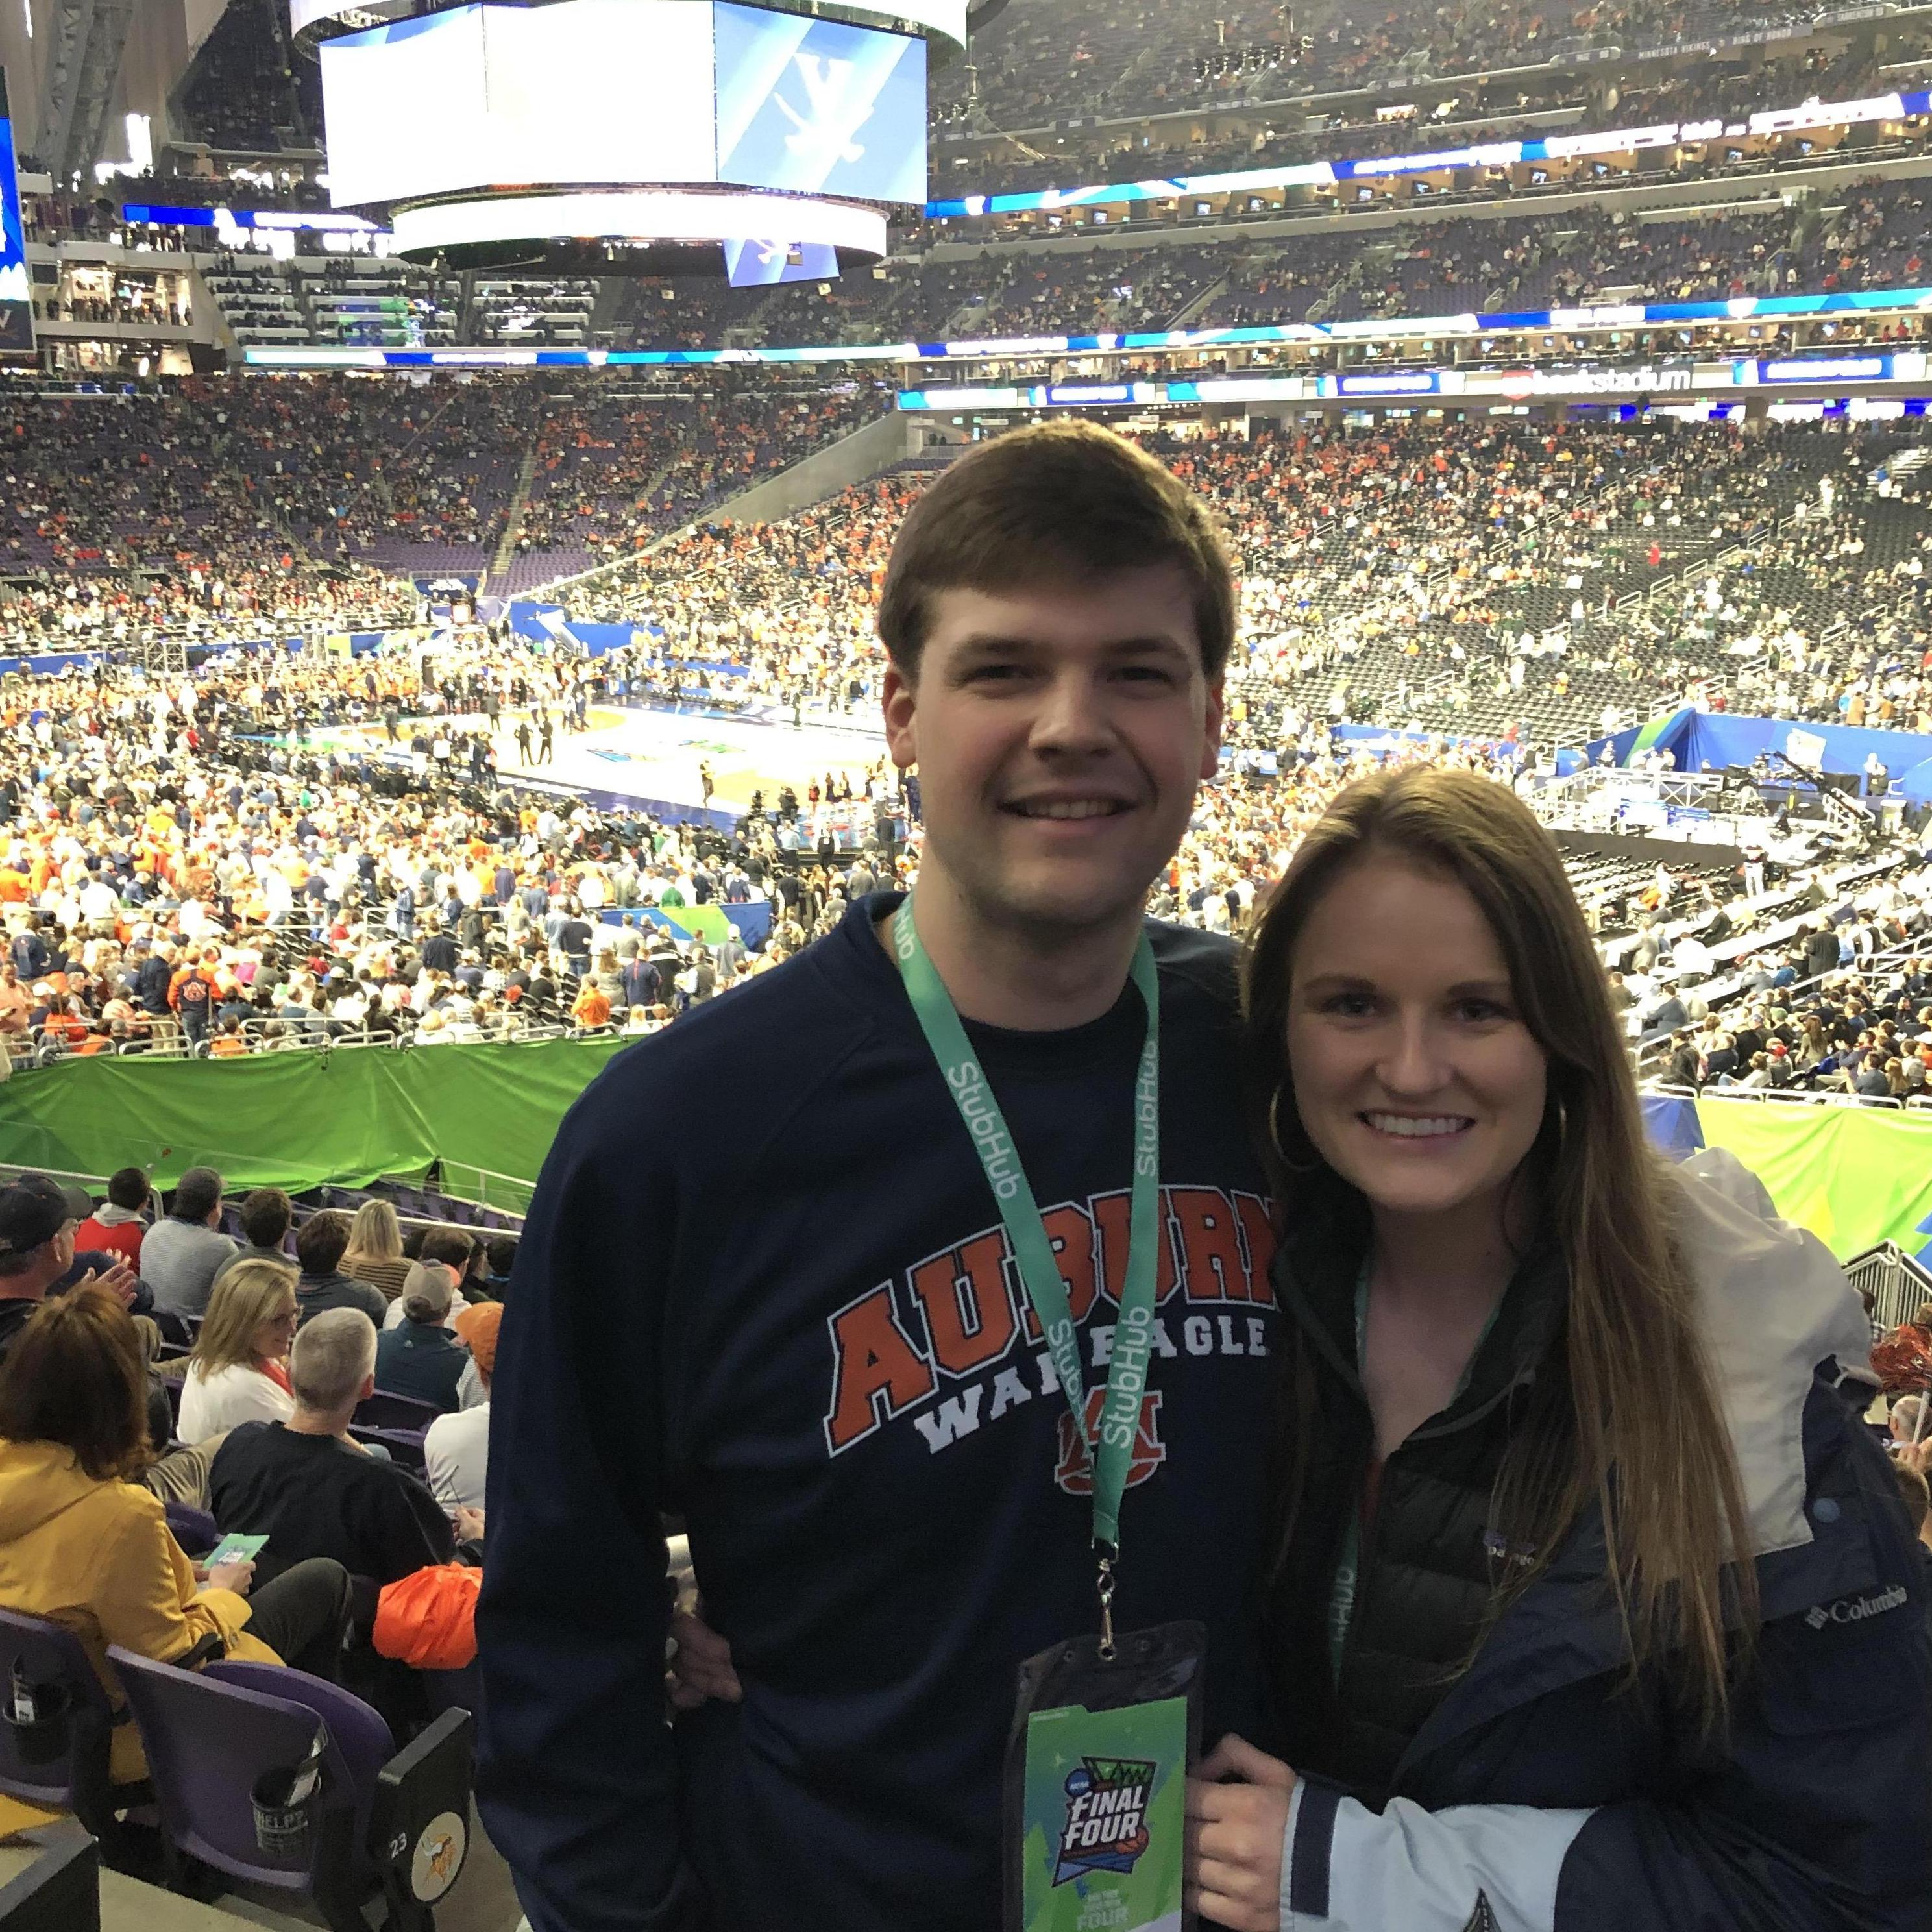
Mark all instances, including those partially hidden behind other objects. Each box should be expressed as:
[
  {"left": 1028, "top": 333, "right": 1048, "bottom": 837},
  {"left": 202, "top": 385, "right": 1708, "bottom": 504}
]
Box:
[{"left": 1269, "top": 1087, "right": 1323, "bottom": 1177}]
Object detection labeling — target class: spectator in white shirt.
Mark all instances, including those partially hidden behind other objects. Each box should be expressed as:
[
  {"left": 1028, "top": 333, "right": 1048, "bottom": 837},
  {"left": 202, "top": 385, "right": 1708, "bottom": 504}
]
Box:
[
  {"left": 177, "top": 1260, "right": 299, "bottom": 1444},
  {"left": 426, "top": 1302, "right": 498, "bottom": 1514}
]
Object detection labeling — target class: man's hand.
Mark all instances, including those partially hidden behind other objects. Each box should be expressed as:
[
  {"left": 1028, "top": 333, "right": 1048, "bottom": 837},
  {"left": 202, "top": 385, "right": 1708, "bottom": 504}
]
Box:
[
  {"left": 454, "top": 1506, "right": 487, "bottom": 1543},
  {"left": 666, "top": 1598, "right": 742, "bottom": 1710},
  {"left": 1184, "top": 1734, "right": 1296, "bottom": 1932},
  {"left": 72, "top": 1258, "right": 139, "bottom": 1309}
]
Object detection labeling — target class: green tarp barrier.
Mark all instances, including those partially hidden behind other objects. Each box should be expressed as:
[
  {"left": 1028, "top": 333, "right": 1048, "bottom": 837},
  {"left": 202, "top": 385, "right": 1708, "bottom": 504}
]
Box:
[
  {"left": 0, "top": 1037, "right": 634, "bottom": 1197},
  {"left": 12, "top": 1050, "right": 1932, "bottom": 1254},
  {"left": 1694, "top": 1097, "right": 1932, "bottom": 1260}
]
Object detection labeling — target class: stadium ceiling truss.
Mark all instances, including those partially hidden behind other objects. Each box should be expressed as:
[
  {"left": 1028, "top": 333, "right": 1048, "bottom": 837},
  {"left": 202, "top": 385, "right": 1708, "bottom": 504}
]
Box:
[{"left": 36, "top": 0, "right": 137, "bottom": 184}]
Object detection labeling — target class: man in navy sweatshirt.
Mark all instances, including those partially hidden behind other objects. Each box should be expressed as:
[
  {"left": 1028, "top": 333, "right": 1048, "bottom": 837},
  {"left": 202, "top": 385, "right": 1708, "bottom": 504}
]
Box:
[{"left": 479, "top": 421, "right": 1278, "bottom": 1930}]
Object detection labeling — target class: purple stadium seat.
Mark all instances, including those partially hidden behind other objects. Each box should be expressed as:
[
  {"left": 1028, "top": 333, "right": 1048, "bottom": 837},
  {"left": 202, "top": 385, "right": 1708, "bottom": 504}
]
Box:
[
  {"left": 354, "top": 1391, "right": 444, "bottom": 1436},
  {"left": 348, "top": 1425, "right": 429, "bottom": 1474},
  {"left": 108, "top": 1647, "right": 472, "bottom": 1932},
  {"left": 151, "top": 1310, "right": 193, "bottom": 1352},
  {"left": 0, "top": 1609, "right": 120, "bottom": 1845},
  {"left": 162, "top": 1505, "right": 218, "bottom": 1557}
]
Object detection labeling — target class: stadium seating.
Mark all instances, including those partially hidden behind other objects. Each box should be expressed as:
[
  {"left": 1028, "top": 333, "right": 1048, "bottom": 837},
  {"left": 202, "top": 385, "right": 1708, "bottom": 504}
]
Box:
[
  {"left": 112, "top": 1648, "right": 472, "bottom": 1932},
  {"left": 0, "top": 1611, "right": 121, "bottom": 1849}
]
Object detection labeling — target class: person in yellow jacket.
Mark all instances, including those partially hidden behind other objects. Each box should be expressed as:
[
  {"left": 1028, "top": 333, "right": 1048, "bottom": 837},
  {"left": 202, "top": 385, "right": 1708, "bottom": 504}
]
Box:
[{"left": 0, "top": 1288, "right": 352, "bottom": 1837}]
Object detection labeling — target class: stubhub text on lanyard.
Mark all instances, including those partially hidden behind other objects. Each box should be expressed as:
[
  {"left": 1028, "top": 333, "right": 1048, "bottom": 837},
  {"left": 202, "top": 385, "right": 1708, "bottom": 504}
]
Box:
[{"left": 890, "top": 894, "right": 1162, "bottom": 1656}]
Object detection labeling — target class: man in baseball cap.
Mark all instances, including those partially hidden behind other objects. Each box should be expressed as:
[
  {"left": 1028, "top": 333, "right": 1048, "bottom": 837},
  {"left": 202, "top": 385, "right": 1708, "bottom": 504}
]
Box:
[{"left": 0, "top": 1173, "right": 136, "bottom": 1364}]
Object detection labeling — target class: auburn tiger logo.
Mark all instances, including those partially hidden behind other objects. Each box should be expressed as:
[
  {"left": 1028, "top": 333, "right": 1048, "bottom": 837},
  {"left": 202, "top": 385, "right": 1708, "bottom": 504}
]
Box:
[{"left": 1054, "top": 1389, "right": 1166, "bottom": 1496}]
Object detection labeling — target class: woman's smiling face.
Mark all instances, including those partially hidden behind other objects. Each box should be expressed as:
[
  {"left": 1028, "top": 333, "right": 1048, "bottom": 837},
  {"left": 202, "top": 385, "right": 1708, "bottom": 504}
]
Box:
[{"left": 1286, "top": 848, "right": 1549, "bottom": 1230}]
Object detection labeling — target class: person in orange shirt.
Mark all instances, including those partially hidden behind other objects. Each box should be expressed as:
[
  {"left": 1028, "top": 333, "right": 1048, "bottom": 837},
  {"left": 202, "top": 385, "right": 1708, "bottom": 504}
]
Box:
[
  {"left": 40, "top": 999, "right": 89, "bottom": 1049},
  {"left": 207, "top": 1017, "right": 249, "bottom": 1058},
  {"left": 570, "top": 982, "right": 611, "bottom": 1031},
  {"left": 167, "top": 949, "right": 219, "bottom": 1049}
]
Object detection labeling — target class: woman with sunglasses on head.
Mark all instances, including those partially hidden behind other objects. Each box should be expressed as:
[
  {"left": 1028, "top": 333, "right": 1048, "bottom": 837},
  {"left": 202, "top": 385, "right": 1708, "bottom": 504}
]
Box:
[{"left": 1186, "top": 764, "right": 1931, "bottom": 1932}]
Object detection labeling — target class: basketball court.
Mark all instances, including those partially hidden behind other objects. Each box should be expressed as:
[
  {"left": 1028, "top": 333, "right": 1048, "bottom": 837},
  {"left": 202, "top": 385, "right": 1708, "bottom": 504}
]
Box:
[
  {"left": 495, "top": 703, "right": 890, "bottom": 814},
  {"left": 306, "top": 701, "right": 892, "bottom": 818}
]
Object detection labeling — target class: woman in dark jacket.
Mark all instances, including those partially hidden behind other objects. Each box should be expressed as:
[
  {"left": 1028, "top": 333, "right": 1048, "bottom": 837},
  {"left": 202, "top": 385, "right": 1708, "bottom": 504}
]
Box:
[{"left": 1186, "top": 766, "right": 1929, "bottom": 1932}]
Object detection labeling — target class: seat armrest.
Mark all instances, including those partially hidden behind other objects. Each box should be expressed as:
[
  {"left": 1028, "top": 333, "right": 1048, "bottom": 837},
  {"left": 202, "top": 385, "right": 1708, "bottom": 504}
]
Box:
[{"left": 369, "top": 1707, "right": 474, "bottom": 1925}]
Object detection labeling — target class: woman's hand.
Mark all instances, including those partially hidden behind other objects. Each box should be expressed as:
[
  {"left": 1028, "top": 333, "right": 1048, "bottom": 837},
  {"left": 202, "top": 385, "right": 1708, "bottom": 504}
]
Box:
[
  {"left": 71, "top": 1258, "right": 138, "bottom": 1309},
  {"left": 1185, "top": 1733, "right": 1297, "bottom": 1932},
  {"left": 206, "top": 1559, "right": 255, "bottom": 1596},
  {"left": 666, "top": 1598, "right": 742, "bottom": 1710}
]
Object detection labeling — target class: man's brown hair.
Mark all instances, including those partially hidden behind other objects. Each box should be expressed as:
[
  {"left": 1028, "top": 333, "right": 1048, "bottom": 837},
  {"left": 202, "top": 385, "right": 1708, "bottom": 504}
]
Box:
[
  {"left": 0, "top": 1287, "right": 151, "bottom": 1481},
  {"left": 875, "top": 421, "right": 1236, "bottom": 681}
]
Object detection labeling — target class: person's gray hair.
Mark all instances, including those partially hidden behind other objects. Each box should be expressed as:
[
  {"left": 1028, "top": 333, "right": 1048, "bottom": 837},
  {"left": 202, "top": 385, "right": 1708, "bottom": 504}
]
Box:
[
  {"left": 289, "top": 1308, "right": 377, "bottom": 1413},
  {"left": 401, "top": 1260, "right": 457, "bottom": 1323}
]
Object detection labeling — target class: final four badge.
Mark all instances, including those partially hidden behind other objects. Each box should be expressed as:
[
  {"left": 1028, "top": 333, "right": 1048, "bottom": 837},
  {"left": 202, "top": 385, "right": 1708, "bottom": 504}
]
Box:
[
  {"left": 1003, "top": 1622, "right": 1204, "bottom": 1932},
  {"left": 1054, "top": 1757, "right": 1156, "bottom": 1883}
]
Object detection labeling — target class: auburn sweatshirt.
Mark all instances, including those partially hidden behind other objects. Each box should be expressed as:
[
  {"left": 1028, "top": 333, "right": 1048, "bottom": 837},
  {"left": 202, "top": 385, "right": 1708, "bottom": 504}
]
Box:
[{"left": 479, "top": 892, "right": 1281, "bottom": 1931}]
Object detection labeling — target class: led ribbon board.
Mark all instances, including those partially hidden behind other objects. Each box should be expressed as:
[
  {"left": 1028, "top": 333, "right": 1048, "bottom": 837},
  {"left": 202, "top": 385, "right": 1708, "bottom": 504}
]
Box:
[
  {"left": 241, "top": 282, "right": 1932, "bottom": 367},
  {"left": 887, "top": 354, "right": 1932, "bottom": 408}
]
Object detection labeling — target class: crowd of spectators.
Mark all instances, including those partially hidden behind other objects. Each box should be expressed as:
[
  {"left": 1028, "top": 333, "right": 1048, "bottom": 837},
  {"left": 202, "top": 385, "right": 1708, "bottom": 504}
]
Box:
[
  {"left": 1610, "top": 848, "right": 1932, "bottom": 1108},
  {"left": 174, "top": 0, "right": 319, "bottom": 153},
  {"left": 0, "top": 376, "right": 896, "bottom": 631},
  {"left": 0, "top": 618, "right": 925, "bottom": 1069},
  {"left": 10, "top": 408, "right": 1932, "bottom": 1082},
  {"left": 948, "top": 37, "right": 1885, "bottom": 195},
  {"left": 511, "top": 379, "right": 893, "bottom": 572},
  {"left": 600, "top": 177, "right": 1932, "bottom": 362},
  {"left": 0, "top": 1151, "right": 512, "bottom": 1792},
  {"left": 926, "top": 0, "right": 1868, "bottom": 134},
  {"left": 564, "top": 410, "right": 1932, "bottom": 776}
]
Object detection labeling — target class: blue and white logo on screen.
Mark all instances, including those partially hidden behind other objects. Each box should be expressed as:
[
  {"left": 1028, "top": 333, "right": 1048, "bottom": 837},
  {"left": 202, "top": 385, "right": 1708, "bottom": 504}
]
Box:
[
  {"left": 713, "top": 1, "right": 927, "bottom": 204},
  {"left": 0, "top": 108, "right": 32, "bottom": 355}
]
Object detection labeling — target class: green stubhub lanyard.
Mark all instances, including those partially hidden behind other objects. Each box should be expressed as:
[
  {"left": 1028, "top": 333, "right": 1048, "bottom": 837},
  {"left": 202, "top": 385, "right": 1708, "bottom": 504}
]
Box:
[{"left": 891, "top": 894, "right": 1161, "bottom": 1651}]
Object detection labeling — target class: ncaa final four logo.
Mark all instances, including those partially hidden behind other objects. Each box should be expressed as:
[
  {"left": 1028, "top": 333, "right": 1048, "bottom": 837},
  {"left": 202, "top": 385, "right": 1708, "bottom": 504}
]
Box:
[{"left": 1053, "top": 1757, "right": 1156, "bottom": 1884}]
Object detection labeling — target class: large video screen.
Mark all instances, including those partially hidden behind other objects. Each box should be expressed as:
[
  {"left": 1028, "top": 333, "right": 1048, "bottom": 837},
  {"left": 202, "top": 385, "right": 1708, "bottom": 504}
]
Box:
[
  {"left": 321, "top": 1, "right": 716, "bottom": 208},
  {"left": 0, "top": 74, "right": 30, "bottom": 358},
  {"left": 321, "top": 0, "right": 924, "bottom": 208},
  {"left": 714, "top": 2, "right": 925, "bottom": 203}
]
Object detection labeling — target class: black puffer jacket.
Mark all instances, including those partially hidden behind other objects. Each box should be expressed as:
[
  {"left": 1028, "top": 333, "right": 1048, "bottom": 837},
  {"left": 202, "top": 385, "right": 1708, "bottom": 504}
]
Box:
[
  {"left": 1263, "top": 1202, "right": 1569, "bottom": 1800},
  {"left": 1259, "top": 1149, "right": 1932, "bottom": 1932}
]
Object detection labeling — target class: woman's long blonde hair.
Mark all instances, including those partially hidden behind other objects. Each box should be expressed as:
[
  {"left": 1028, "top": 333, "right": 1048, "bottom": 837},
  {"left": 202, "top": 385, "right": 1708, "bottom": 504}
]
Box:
[
  {"left": 190, "top": 1259, "right": 297, "bottom": 1378},
  {"left": 1242, "top": 765, "right": 1758, "bottom": 1731},
  {"left": 341, "top": 1199, "right": 403, "bottom": 1275}
]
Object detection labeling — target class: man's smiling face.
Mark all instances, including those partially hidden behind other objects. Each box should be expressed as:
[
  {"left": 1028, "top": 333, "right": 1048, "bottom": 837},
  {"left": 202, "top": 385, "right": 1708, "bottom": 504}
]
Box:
[{"left": 882, "top": 566, "right": 1224, "bottom": 941}]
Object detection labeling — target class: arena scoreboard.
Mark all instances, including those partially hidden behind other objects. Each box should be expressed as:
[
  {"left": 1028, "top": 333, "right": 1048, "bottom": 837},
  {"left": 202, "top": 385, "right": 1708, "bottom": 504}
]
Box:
[{"left": 308, "top": 0, "right": 935, "bottom": 273}]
